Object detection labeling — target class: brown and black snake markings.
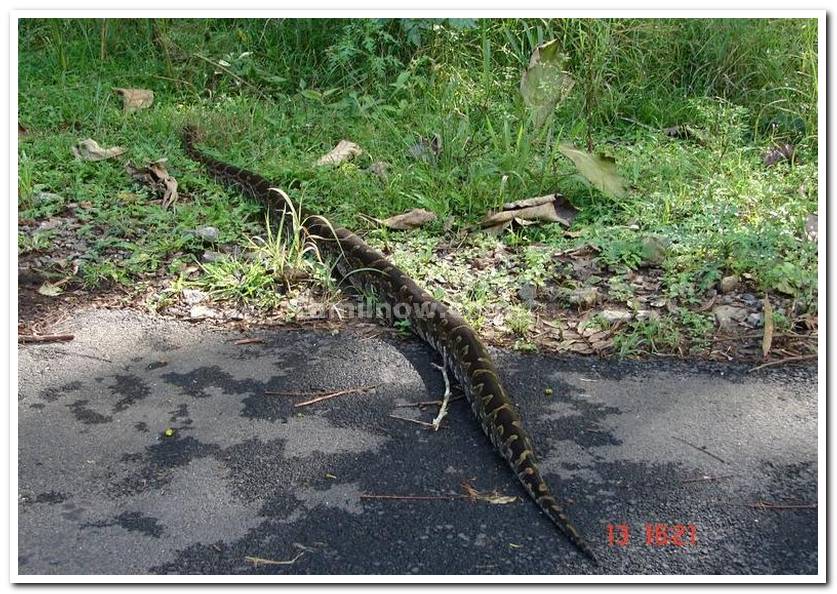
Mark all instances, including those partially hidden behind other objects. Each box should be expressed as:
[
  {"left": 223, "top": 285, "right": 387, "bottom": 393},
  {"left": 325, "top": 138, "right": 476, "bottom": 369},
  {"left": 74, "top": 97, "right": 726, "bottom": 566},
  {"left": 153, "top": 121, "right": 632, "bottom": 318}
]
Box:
[{"left": 181, "top": 126, "right": 599, "bottom": 565}]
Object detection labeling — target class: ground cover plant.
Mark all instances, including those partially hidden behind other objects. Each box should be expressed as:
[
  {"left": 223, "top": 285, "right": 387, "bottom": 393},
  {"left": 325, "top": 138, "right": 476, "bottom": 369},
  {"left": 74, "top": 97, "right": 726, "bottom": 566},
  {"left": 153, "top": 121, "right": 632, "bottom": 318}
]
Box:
[{"left": 17, "top": 18, "right": 818, "bottom": 361}]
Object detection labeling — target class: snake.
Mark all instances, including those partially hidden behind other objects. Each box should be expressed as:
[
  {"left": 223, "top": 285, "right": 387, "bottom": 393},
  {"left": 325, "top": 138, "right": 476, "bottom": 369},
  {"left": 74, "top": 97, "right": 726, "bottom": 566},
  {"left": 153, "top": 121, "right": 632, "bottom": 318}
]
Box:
[{"left": 181, "top": 126, "right": 598, "bottom": 564}]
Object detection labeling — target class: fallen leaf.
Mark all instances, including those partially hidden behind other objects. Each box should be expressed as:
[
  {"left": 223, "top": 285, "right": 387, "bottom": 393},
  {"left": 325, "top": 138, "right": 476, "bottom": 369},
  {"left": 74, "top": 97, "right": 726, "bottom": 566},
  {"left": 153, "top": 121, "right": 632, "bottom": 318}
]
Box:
[
  {"left": 377, "top": 208, "right": 437, "bottom": 230},
  {"left": 113, "top": 88, "right": 154, "bottom": 112},
  {"left": 520, "top": 39, "right": 574, "bottom": 129},
  {"left": 126, "top": 159, "right": 179, "bottom": 208},
  {"left": 18, "top": 122, "right": 29, "bottom": 136},
  {"left": 72, "top": 138, "right": 126, "bottom": 161},
  {"left": 37, "top": 282, "right": 63, "bottom": 297},
  {"left": 480, "top": 194, "right": 578, "bottom": 234},
  {"left": 461, "top": 481, "right": 517, "bottom": 505},
  {"left": 762, "top": 295, "right": 774, "bottom": 359},
  {"left": 557, "top": 143, "right": 627, "bottom": 199},
  {"left": 316, "top": 140, "right": 363, "bottom": 166}
]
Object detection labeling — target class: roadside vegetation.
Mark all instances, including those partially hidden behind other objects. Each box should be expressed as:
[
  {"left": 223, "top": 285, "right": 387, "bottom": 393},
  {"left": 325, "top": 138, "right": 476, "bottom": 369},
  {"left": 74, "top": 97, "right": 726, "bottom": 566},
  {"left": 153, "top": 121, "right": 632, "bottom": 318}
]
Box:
[{"left": 18, "top": 18, "right": 818, "bottom": 360}]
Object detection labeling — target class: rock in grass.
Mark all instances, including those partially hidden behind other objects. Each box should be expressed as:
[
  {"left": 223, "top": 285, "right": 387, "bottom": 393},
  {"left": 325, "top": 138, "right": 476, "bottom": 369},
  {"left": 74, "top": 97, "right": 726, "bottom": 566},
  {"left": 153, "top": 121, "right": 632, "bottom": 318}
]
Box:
[
  {"left": 639, "top": 235, "right": 668, "bottom": 267},
  {"left": 182, "top": 288, "right": 207, "bottom": 306},
  {"left": 194, "top": 226, "right": 219, "bottom": 242},
  {"left": 568, "top": 287, "right": 599, "bottom": 307},
  {"left": 517, "top": 282, "right": 537, "bottom": 309},
  {"left": 712, "top": 305, "right": 748, "bottom": 329},
  {"left": 719, "top": 275, "right": 739, "bottom": 294},
  {"left": 599, "top": 309, "right": 632, "bottom": 323},
  {"left": 202, "top": 250, "right": 225, "bottom": 263},
  {"left": 190, "top": 305, "right": 219, "bottom": 320}
]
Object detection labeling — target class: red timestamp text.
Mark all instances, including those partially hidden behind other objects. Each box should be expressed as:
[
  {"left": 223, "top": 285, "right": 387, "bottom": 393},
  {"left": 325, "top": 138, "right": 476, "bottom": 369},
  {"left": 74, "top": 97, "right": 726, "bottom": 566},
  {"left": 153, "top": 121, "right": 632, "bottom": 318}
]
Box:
[{"left": 606, "top": 523, "right": 698, "bottom": 547}]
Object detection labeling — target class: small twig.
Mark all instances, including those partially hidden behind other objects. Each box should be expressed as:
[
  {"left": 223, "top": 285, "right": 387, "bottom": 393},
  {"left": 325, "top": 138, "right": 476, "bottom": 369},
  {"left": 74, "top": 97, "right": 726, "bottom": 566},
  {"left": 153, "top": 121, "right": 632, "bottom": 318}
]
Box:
[
  {"left": 360, "top": 493, "right": 466, "bottom": 501},
  {"left": 292, "top": 385, "right": 376, "bottom": 408},
  {"left": 395, "top": 395, "right": 465, "bottom": 408},
  {"left": 233, "top": 337, "right": 264, "bottom": 345},
  {"left": 748, "top": 354, "right": 817, "bottom": 373},
  {"left": 388, "top": 414, "right": 435, "bottom": 428},
  {"left": 244, "top": 551, "right": 304, "bottom": 567},
  {"left": 431, "top": 362, "right": 452, "bottom": 432},
  {"left": 672, "top": 436, "right": 728, "bottom": 465},
  {"left": 18, "top": 334, "right": 74, "bottom": 344},
  {"left": 751, "top": 501, "right": 817, "bottom": 511},
  {"left": 680, "top": 474, "right": 734, "bottom": 484}
]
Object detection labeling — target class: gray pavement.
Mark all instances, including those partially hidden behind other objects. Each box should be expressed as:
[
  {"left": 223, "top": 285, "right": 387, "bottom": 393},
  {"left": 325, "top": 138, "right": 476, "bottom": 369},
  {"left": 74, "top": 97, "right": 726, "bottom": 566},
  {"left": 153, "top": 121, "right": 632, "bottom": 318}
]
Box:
[{"left": 17, "top": 308, "right": 818, "bottom": 575}]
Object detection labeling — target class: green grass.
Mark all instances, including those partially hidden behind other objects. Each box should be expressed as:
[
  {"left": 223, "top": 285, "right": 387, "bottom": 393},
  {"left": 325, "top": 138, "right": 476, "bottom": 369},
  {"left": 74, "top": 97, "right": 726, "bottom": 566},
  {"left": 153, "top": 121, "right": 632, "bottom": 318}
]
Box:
[{"left": 17, "top": 18, "right": 819, "bottom": 357}]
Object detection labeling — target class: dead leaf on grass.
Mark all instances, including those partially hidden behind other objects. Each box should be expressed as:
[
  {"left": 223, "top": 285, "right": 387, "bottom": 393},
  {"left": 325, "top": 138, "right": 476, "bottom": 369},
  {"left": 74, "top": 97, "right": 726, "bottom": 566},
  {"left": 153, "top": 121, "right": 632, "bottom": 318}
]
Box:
[
  {"left": 72, "top": 138, "right": 126, "bottom": 161},
  {"left": 113, "top": 88, "right": 155, "bottom": 112},
  {"left": 18, "top": 122, "right": 29, "bottom": 137},
  {"left": 480, "top": 194, "right": 578, "bottom": 235},
  {"left": 557, "top": 143, "right": 627, "bottom": 199},
  {"left": 126, "top": 159, "right": 179, "bottom": 208},
  {"left": 376, "top": 208, "right": 437, "bottom": 230},
  {"left": 316, "top": 140, "right": 363, "bottom": 166}
]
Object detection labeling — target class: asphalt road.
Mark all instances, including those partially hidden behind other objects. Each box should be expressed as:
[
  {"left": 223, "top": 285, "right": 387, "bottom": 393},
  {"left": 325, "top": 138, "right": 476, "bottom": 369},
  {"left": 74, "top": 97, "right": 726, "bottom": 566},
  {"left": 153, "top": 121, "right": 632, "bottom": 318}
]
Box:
[{"left": 17, "top": 308, "right": 818, "bottom": 576}]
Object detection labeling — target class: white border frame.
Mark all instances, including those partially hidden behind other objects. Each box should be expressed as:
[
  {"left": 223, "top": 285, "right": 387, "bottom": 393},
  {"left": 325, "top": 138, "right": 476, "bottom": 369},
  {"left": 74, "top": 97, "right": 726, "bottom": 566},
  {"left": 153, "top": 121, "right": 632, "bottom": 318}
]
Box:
[{"left": 7, "top": 9, "right": 827, "bottom": 585}]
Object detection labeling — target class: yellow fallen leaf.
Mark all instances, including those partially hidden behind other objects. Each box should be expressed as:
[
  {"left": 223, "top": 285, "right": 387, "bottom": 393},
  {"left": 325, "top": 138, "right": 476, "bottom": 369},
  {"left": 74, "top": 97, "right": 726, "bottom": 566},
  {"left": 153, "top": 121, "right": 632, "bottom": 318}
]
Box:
[
  {"left": 378, "top": 208, "right": 437, "bottom": 230},
  {"left": 114, "top": 88, "right": 154, "bottom": 112},
  {"left": 72, "top": 139, "right": 126, "bottom": 161},
  {"left": 316, "top": 140, "right": 363, "bottom": 166}
]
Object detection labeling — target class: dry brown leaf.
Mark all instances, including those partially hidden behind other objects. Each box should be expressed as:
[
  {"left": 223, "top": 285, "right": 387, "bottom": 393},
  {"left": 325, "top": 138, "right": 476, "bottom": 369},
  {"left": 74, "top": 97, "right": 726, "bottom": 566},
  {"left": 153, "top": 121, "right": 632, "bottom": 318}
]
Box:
[
  {"left": 72, "top": 139, "right": 126, "bottom": 161},
  {"left": 18, "top": 122, "right": 29, "bottom": 137},
  {"left": 316, "top": 140, "right": 363, "bottom": 166},
  {"left": 461, "top": 481, "right": 517, "bottom": 505},
  {"left": 377, "top": 208, "right": 437, "bottom": 231},
  {"left": 114, "top": 88, "right": 155, "bottom": 112},
  {"left": 762, "top": 295, "right": 774, "bottom": 359},
  {"left": 480, "top": 194, "right": 578, "bottom": 234},
  {"left": 126, "top": 159, "right": 179, "bottom": 208}
]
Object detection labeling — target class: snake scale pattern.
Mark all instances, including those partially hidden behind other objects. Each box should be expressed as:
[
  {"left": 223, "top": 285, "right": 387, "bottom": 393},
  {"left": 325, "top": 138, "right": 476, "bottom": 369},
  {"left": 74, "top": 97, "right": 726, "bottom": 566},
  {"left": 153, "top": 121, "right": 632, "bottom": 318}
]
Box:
[{"left": 181, "top": 126, "right": 598, "bottom": 564}]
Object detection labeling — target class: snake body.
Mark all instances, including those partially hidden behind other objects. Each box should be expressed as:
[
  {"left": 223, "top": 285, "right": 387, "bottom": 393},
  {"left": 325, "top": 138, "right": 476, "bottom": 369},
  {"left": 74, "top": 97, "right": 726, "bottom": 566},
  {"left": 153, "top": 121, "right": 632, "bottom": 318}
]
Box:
[{"left": 181, "top": 127, "right": 598, "bottom": 564}]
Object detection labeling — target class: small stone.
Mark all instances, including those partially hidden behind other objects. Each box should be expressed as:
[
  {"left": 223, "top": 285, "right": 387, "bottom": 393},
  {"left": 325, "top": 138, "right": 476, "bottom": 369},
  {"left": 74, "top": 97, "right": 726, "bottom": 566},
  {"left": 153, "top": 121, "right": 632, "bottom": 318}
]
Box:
[
  {"left": 568, "top": 287, "right": 599, "bottom": 308},
  {"left": 636, "top": 309, "right": 660, "bottom": 322},
  {"left": 640, "top": 235, "right": 669, "bottom": 266},
  {"left": 33, "top": 191, "right": 63, "bottom": 203},
  {"left": 805, "top": 214, "right": 818, "bottom": 242},
  {"left": 182, "top": 288, "right": 207, "bottom": 306},
  {"left": 368, "top": 161, "right": 390, "bottom": 180},
  {"left": 740, "top": 293, "right": 759, "bottom": 306},
  {"left": 713, "top": 305, "right": 748, "bottom": 329},
  {"left": 719, "top": 275, "right": 739, "bottom": 294},
  {"left": 517, "top": 282, "right": 537, "bottom": 308},
  {"left": 189, "top": 305, "right": 219, "bottom": 320},
  {"left": 598, "top": 309, "right": 633, "bottom": 323},
  {"left": 746, "top": 312, "right": 764, "bottom": 328},
  {"left": 194, "top": 226, "right": 219, "bottom": 242},
  {"left": 201, "top": 250, "right": 224, "bottom": 263}
]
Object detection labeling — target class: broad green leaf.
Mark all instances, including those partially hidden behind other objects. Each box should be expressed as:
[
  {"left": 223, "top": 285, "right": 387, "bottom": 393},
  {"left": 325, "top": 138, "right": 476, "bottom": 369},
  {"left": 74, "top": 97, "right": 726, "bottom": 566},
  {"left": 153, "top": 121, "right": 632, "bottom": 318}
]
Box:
[
  {"left": 557, "top": 143, "right": 628, "bottom": 199},
  {"left": 520, "top": 39, "right": 574, "bottom": 129}
]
